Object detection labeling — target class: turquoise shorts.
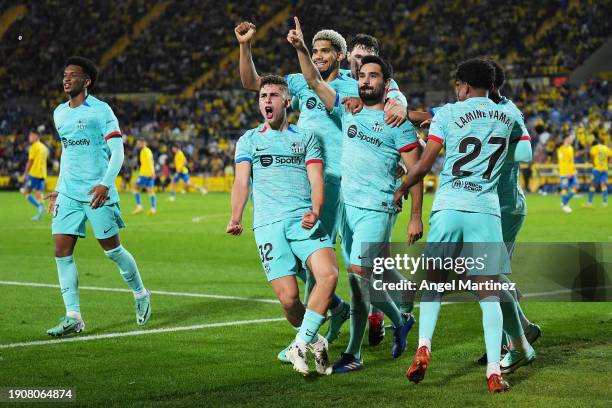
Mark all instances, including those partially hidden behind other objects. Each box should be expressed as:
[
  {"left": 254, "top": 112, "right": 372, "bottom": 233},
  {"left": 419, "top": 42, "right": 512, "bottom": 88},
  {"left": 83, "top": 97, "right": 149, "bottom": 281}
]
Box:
[
  {"left": 253, "top": 217, "right": 333, "bottom": 282},
  {"left": 340, "top": 204, "right": 394, "bottom": 267},
  {"left": 51, "top": 193, "right": 125, "bottom": 239},
  {"left": 426, "top": 209, "right": 507, "bottom": 276},
  {"left": 320, "top": 176, "right": 342, "bottom": 244},
  {"left": 501, "top": 212, "right": 525, "bottom": 259}
]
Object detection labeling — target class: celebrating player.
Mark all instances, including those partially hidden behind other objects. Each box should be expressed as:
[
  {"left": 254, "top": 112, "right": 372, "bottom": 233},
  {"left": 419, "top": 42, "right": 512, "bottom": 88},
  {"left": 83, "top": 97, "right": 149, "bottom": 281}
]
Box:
[
  {"left": 394, "top": 58, "right": 532, "bottom": 392},
  {"left": 235, "top": 20, "right": 352, "bottom": 347},
  {"left": 47, "top": 56, "right": 151, "bottom": 337},
  {"left": 558, "top": 135, "right": 578, "bottom": 213},
  {"left": 169, "top": 144, "right": 207, "bottom": 201},
  {"left": 343, "top": 33, "right": 421, "bottom": 344},
  {"left": 132, "top": 139, "right": 157, "bottom": 215},
  {"left": 584, "top": 138, "right": 610, "bottom": 207},
  {"left": 288, "top": 17, "right": 422, "bottom": 373},
  {"left": 227, "top": 75, "right": 338, "bottom": 376},
  {"left": 484, "top": 60, "right": 540, "bottom": 372},
  {"left": 21, "top": 130, "right": 48, "bottom": 221}
]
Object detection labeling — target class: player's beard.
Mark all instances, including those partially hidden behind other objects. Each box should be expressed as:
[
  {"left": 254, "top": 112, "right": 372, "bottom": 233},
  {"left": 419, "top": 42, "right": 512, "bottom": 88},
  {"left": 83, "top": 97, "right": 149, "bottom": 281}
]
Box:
[
  {"left": 318, "top": 59, "right": 339, "bottom": 80},
  {"left": 359, "top": 83, "right": 385, "bottom": 104}
]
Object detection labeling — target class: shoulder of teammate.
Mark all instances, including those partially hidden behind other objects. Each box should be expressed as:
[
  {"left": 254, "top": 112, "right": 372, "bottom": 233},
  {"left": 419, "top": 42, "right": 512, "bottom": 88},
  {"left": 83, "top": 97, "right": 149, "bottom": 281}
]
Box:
[
  {"left": 52, "top": 101, "right": 68, "bottom": 124},
  {"left": 284, "top": 73, "right": 307, "bottom": 97},
  {"left": 333, "top": 72, "right": 358, "bottom": 97},
  {"left": 506, "top": 106, "right": 530, "bottom": 143},
  {"left": 386, "top": 78, "right": 407, "bottom": 106},
  {"left": 90, "top": 96, "right": 122, "bottom": 141},
  {"left": 235, "top": 127, "right": 259, "bottom": 163},
  {"left": 396, "top": 120, "right": 419, "bottom": 152},
  {"left": 294, "top": 125, "right": 323, "bottom": 164},
  {"left": 427, "top": 103, "right": 452, "bottom": 145}
]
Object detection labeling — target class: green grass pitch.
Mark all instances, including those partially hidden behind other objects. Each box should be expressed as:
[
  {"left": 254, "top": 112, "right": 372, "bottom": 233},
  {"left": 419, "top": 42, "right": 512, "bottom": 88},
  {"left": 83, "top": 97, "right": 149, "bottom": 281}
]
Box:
[{"left": 0, "top": 192, "right": 610, "bottom": 407}]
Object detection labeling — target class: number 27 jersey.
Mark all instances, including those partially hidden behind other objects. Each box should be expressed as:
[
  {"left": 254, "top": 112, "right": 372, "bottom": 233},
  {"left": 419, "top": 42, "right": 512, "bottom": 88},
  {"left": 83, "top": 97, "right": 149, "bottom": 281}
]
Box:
[{"left": 428, "top": 97, "right": 527, "bottom": 217}]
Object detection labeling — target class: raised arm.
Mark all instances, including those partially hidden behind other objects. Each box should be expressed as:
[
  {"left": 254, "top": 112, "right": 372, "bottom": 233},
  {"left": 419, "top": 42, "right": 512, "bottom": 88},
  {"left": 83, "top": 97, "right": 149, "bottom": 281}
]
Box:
[
  {"left": 235, "top": 21, "right": 261, "bottom": 91},
  {"left": 227, "top": 161, "right": 251, "bottom": 235},
  {"left": 287, "top": 17, "right": 337, "bottom": 111}
]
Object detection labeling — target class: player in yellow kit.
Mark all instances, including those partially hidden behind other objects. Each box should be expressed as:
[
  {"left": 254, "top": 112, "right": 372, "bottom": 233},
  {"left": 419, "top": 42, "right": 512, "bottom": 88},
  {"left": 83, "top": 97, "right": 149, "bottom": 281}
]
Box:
[
  {"left": 168, "top": 144, "right": 207, "bottom": 201},
  {"left": 584, "top": 139, "right": 610, "bottom": 207},
  {"left": 557, "top": 135, "right": 578, "bottom": 213},
  {"left": 21, "top": 130, "right": 48, "bottom": 220},
  {"left": 132, "top": 139, "right": 157, "bottom": 215}
]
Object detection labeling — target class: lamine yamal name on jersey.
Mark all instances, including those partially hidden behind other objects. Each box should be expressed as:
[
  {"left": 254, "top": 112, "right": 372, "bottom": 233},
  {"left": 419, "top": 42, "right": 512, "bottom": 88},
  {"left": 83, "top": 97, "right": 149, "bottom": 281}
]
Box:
[{"left": 454, "top": 109, "right": 513, "bottom": 129}]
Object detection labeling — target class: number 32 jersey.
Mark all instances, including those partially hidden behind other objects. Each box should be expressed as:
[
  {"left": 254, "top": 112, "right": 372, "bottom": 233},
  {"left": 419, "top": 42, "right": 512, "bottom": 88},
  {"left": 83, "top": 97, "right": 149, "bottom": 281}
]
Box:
[{"left": 428, "top": 97, "right": 528, "bottom": 217}]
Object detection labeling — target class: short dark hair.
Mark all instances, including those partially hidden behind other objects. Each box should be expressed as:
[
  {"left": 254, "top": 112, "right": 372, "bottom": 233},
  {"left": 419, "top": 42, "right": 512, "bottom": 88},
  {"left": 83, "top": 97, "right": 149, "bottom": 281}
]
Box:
[
  {"left": 454, "top": 58, "right": 495, "bottom": 90},
  {"left": 349, "top": 34, "right": 379, "bottom": 54},
  {"left": 488, "top": 60, "right": 505, "bottom": 89},
  {"left": 359, "top": 55, "right": 391, "bottom": 82},
  {"left": 64, "top": 56, "right": 98, "bottom": 89},
  {"left": 259, "top": 74, "right": 289, "bottom": 95}
]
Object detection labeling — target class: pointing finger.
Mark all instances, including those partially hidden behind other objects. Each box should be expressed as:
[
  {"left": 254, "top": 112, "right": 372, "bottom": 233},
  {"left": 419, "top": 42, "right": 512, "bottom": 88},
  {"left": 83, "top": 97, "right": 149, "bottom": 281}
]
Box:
[{"left": 294, "top": 16, "right": 301, "bottom": 31}]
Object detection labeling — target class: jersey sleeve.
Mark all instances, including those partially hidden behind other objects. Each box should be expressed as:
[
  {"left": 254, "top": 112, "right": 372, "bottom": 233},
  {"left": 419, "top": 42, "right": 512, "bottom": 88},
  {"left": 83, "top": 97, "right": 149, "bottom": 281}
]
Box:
[
  {"left": 396, "top": 122, "right": 419, "bottom": 152},
  {"left": 28, "top": 144, "right": 36, "bottom": 160},
  {"left": 386, "top": 78, "right": 408, "bottom": 108},
  {"left": 101, "top": 104, "right": 122, "bottom": 141},
  {"left": 329, "top": 93, "right": 347, "bottom": 119},
  {"left": 284, "top": 74, "right": 307, "bottom": 98},
  {"left": 335, "top": 77, "right": 359, "bottom": 98},
  {"left": 510, "top": 111, "right": 530, "bottom": 143},
  {"left": 427, "top": 104, "right": 450, "bottom": 145},
  {"left": 235, "top": 132, "right": 253, "bottom": 164},
  {"left": 304, "top": 130, "right": 323, "bottom": 165}
]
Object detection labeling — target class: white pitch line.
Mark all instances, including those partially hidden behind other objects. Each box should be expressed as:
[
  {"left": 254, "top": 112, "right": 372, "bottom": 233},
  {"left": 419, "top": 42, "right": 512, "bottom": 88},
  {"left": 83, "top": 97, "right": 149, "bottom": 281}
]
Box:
[
  {"left": 0, "top": 317, "right": 286, "bottom": 350},
  {"left": 0, "top": 280, "right": 278, "bottom": 304},
  {"left": 191, "top": 214, "right": 227, "bottom": 223}
]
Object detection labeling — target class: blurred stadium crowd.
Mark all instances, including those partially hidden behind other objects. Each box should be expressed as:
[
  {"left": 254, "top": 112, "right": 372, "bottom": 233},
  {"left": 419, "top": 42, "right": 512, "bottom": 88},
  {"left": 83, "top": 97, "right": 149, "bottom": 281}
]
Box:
[{"left": 0, "top": 0, "right": 610, "bottom": 185}]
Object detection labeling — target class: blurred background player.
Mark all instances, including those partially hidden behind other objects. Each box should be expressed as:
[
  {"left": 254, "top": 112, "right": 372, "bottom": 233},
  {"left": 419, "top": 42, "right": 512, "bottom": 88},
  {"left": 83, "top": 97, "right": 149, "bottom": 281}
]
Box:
[
  {"left": 20, "top": 130, "right": 48, "bottom": 221},
  {"left": 227, "top": 74, "right": 338, "bottom": 376},
  {"left": 169, "top": 144, "right": 207, "bottom": 201},
  {"left": 558, "top": 135, "right": 578, "bottom": 213},
  {"left": 47, "top": 56, "right": 151, "bottom": 337},
  {"left": 584, "top": 139, "right": 610, "bottom": 207},
  {"left": 395, "top": 58, "right": 533, "bottom": 393},
  {"left": 236, "top": 20, "right": 352, "bottom": 345},
  {"left": 289, "top": 18, "right": 422, "bottom": 373},
  {"left": 133, "top": 139, "right": 157, "bottom": 215}
]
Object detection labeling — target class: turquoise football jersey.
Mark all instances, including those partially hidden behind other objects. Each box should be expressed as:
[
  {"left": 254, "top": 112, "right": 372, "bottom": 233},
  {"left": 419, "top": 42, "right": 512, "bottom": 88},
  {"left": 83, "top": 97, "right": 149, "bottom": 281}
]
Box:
[
  {"left": 497, "top": 97, "right": 528, "bottom": 215},
  {"left": 332, "top": 102, "right": 419, "bottom": 213},
  {"left": 340, "top": 68, "right": 407, "bottom": 107},
  {"left": 235, "top": 124, "right": 323, "bottom": 228},
  {"left": 53, "top": 95, "right": 122, "bottom": 203},
  {"left": 285, "top": 72, "right": 358, "bottom": 179},
  {"left": 429, "top": 96, "right": 527, "bottom": 216}
]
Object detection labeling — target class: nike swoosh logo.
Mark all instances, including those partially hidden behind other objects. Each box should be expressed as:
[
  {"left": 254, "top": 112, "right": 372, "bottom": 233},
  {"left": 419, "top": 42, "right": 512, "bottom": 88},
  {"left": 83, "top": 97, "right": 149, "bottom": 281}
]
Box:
[
  {"left": 103, "top": 227, "right": 112, "bottom": 234},
  {"left": 358, "top": 255, "right": 367, "bottom": 259},
  {"left": 255, "top": 147, "right": 269, "bottom": 151},
  {"left": 319, "top": 238, "right": 326, "bottom": 242}
]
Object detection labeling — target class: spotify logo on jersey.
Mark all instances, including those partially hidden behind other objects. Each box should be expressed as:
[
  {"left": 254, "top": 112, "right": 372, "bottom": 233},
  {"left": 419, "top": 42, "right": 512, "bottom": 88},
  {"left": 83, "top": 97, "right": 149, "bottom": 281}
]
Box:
[
  {"left": 306, "top": 97, "right": 317, "bottom": 110},
  {"left": 347, "top": 125, "right": 358, "bottom": 138},
  {"left": 260, "top": 155, "right": 273, "bottom": 167}
]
